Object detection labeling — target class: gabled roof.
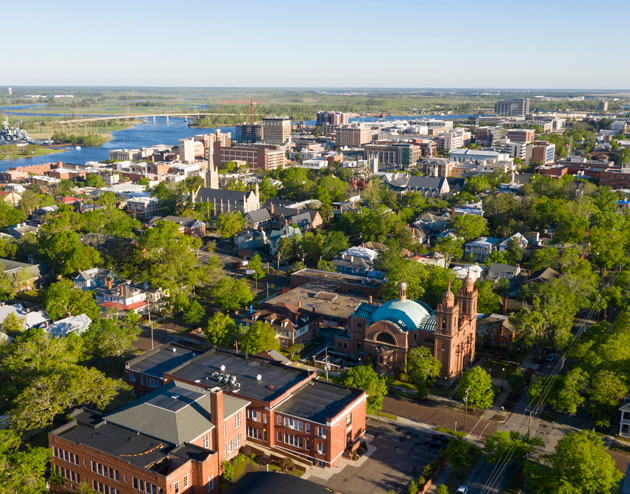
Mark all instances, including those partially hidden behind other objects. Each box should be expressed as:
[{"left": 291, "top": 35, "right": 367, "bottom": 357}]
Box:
[{"left": 245, "top": 208, "right": 271, "bottom": 223}]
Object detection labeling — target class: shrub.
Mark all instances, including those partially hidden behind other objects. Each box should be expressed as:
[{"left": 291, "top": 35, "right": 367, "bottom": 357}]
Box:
[{"left": 408, "top": 480, "right": 419, "bottom": 494}]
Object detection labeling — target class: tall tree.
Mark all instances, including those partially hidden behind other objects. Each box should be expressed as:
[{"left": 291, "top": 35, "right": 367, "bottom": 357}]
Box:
[
  {"left": 406, "top": 346, "right": 441, "bottom": 396},
  {"left": 43, "top": 279, "right": 100, "bottom": 321},
  {"left": 457, "top": 366, "right": 494, "bottom": 410},
  {"left": 205, "top": 312, "right": 237, "bottom": 347},
  {"left": 452, "top": 214, "right": 488, "bottom": 242},
  {"left": 341, "top": 365, "right": 388, "bottom": 414},
  {"left": 240, "top": 321, "right": 279, "bottom": 354},
  {"left": 82, "top": 318, "right": 141, "bottom": 358},
  {"left": 40, "top": 230, "right": 102, "bottom": 276},
  {"left": 212, "top": 277, "right": 253, "bottom": 312},
  {"left": 0, "top": 428, "right": 50, "bottom": 493}
]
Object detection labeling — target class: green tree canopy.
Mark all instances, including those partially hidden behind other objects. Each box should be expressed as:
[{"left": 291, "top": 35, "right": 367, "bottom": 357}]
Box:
[
  {"left": 452, "top": 214, "right": 488, "bottom": 242},
  {"left": 0, "top": 428, "right": 50, "bottom": 493},
  {"left": 205, "top": 312, "right": 237, "bottom": 348},
  {"left": 341, "top": 365, "right": 387, "bottom": 414},
  {"left": 82, "top": 318, "right": 141, "bottom": 358},
  {"left": 525, "top": 430, "right": 622, "bottom": 494},
  {"left": 40, "top": 230, "right": 102, "bottom": 276},
  {"left": 240, "top": 321, "right": 279, "bottom": 354},
  {"left": 406, "top": 346, "right": 441, "bottom": 396},
  {"left": 44, "top": 279, "right": 100, "bottom": 321},
  {"left": 183, "top": 300, "right": 206, "bottom": 326},
  {"left": 217, "top": 211, "right": 245, "bottom": 239},
  {"left": 457, "top": 366, "right": 494, "bottom": 410},
  {"left": 212, "top": 277, "right": 253, "bottom": 312}
]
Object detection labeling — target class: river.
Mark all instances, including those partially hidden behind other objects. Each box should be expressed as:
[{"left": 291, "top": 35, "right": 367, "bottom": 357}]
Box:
[{"left": 0, "top": 112, "right": 475, "bottom": 171}]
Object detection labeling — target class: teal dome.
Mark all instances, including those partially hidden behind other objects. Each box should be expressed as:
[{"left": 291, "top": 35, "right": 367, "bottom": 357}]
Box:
[{"left": 370, "top": 299, "right": 431, "bottom": 332}]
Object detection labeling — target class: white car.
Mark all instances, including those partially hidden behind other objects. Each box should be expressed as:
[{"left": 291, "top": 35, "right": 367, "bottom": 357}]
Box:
[{"left": 456, "top": 487, "right": 468, "bottom": 494}]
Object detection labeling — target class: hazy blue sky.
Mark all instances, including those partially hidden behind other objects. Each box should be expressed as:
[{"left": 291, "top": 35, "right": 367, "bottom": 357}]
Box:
[{"left": 2, "top": 0, "right": 629, "bottom": 88}]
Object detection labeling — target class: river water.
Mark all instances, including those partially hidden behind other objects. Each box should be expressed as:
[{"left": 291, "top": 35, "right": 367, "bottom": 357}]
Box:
[{"left": 0, "top": 111, "right": 474, "bottom": 171}]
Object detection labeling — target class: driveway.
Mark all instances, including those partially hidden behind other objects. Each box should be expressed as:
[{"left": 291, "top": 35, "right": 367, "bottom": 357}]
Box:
[{"left": 306, "top": 420, "right": 442, "bottom": 494}]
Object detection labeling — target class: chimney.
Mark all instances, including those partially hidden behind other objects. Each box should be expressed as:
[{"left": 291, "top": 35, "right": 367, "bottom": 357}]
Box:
[
  {"left": 210, "top": 388, "right": 225, "bottom": 463},
  {"left": 369, "top": 295, "right": 373, "bottom": 304},
  {"left": 298, "top": 300, "right": 301, "bottom": 308},
  {"left": 270, "top": 202, "right": 275, "bottom": 215},
  {"left": 107, "top": 279, "right": 112, "bottom": 290},
  {"left": 119, "top": 285, "right": 124, "bottom": 296}
]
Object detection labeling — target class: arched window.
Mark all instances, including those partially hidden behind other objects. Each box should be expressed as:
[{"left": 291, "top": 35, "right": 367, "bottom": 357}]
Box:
[{"left": 375, "top": 332, "right": 396, "bottom": 345}]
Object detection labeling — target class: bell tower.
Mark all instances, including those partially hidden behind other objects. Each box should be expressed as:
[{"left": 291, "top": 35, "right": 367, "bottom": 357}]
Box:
[
  {"left": 457, "top": 271, "right": 478, "bottom": 321},
  {"left": 436, "top": 283, "right": 458, "bottom": 336},
  {"left": 205, "top": 140, "right": 219, "bottom": 190},
  {"left": 434, "top": 283, "right": 460, "bottom": 380}
]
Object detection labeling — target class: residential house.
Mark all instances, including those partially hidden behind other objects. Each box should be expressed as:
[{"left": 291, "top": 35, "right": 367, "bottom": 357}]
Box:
[
  {"left": 74, "top": 268, "right": 119, "bottom": 291},
  {"left": 98, "top": 283, "right": 148, "bottom": 315},
  {"left": 244, "top": 209, "right": 272, "bottom": 230},
  {"left": 0, "top": 190, "right": 21, "bottom": 205},
  {"left": 525, "top": 267, "right": 561, "bottom": 285},
  {"left": 0, "top": 258, "right": 49, "bottom": 291},
  {"left": 452, "top": 264, "right": 484, "bottom": 282},
  {"left": 149, "top": 216, "right": 206, "bottom": 237},
  {"left": 234, "top": 229, "right": 268, "bottom": 253},
  {"left": 0, "top": 303, "right": 49, "bottom": 329},
  {"left": 498, "top": 233, "right": 528, "bottom": 253},
  {"left": 412, "top": 252, "right": 447, "bottom": 268},
  {"left": 487, "top": 263, "right": 521, "bottom": 281},
  {"left": 477, "top": 314, "right": 516, "bottom": 347},
  {"left": 465, "top": 237, "right": 500, "bottom": 262},
  {"left": 46, "top": 314, "right": 92, "bottom": 338},
  {"left": 6, "top": 223, "right": 39, "bottom": 239},
  {"left": 269, "top": 225, "right": 302, "bottom": 256},
  {"left": 382, "top": 174, "right": 450, "bottom": 197},
  {"left": 242, "top": 303, "right": 320, "bottom": 348},
  {"left": 332, "top": 246, "right": 380, "bottom": 278}
]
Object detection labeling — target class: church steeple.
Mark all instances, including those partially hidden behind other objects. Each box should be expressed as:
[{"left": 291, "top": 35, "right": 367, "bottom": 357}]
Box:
[{"left": 205, "top": 141, "right": 219, "bottom": 190}]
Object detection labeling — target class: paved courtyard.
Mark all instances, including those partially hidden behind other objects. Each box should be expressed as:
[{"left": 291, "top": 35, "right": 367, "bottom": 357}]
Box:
[{"left": 306, "top": 419, "right": 442, "bottom": 494}]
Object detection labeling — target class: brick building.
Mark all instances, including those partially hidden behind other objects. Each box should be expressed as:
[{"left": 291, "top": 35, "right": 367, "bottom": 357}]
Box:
[
  {"left": 49, "top": 380, "right": 249, "bottom": 494},
  {"left": 335, "top": 279, "right": 477, "bottom": 379},
  {"left": 212, "top": 141, "right": 286, "bottom": 171},
  {"left": 336, "top": 125, "right": 372, "bottom": 147},
  {"left": 124, "top": 347, "right": 367, "bottom": 469}
]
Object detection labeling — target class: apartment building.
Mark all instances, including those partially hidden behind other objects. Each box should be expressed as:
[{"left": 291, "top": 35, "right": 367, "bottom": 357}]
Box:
[
  {"left": 363, "top": 142, "right": 422, "bottom": 168},
  {"left": 437, "top": 130, "right": 469, "bottom": 151},
  {"left": 49, "top": 380, "right": 249, "bottom": 494},
  {"left": 262, "top": 117, "right": 291, "bottom": 144},
  {"left": 506, "top": 129, "right": 535, "bottom": 143},
  {"left": 234, "top": 123, "right": 263, "bottom": 144},
  {"left": 316, "top": 111, "right": 349, "bottom": 125},
  {"left": 123, "top": 347, "right": 367, "bottom": 469},
  {"left": 126, "top": 196, "right": 161, "bottom": 220},
  {"left": 213, "top": 141, "right": 286, "bottom": 171},
  {"left": 336, "top": 124, "right": 372, "bottom": 147}
]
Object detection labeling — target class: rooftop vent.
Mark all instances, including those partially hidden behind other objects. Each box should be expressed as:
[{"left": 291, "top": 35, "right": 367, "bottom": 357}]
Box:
[
  {"left": 194, "top": 379, "right": 201, "bottom": 383},
  {"left": 256, "top": 374, "right": 262, "bottom": 381},
  {"left": 171, "top": 348, "right": 177, "bottom": 353},
  {"left": 220, "top": 365, "right": 226, "bottom": 372},
  {"left": 171, "top": 394, "right": 180, "bottom": 399}
]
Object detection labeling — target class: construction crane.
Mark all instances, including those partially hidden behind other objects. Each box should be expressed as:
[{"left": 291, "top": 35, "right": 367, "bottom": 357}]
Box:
[{"left": 216, "top": 96, "right": 262, "bottom": 124}]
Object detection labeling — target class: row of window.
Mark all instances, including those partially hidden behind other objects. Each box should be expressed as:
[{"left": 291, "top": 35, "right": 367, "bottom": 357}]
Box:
[
  {"left": 55, "top": 465, "right": 81, "bottom": 486},
  {"left": 246, "top": 409, "right": 267, "bottom": 423},
  {"left": 127, "top": 372, "right": 160, "bottom": 388},
  {"left": 91, "top": 461, "right": 120, "bottom": 481},
  {"left": 275, "top": 414, "right": 327, "bottom": 438},
  {"left": 224, "top": 434, "right": 242, "bottom": 458},
  {"left": 277, "top": 432, "right": 326, "bottom": 454},
  {"left": 246, "top": 426, "right": 268, "bottom": 442},
  {"left": 53, "top": 446, "right": 79, "bottom": 465},
  {"left": 133, "top": 476, "right": 159, "bottom": 494},
  {"left": 93, "top": 479, "right": 122, "bottom": 494}
]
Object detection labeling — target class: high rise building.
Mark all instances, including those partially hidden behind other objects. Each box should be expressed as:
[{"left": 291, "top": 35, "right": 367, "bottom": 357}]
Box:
[
  {"left": 526, "top": 140, "right": 555, "bottom": 165},
  {"left": 599, "top": 100, "right": 609, "bottom": 112},
  {"left": 234, "top": 123, "right": 263, "bottom": 143},
  {"left": 494, "top": 98, "right": 530, "bottom": 117},
  {"left": 262, "top": 116, "right": 291, "bottom": 144},
  {"left": 316, "top": 111, "right": 349, "bottom": 125},
  {"left": 506, "top": 128, "right": 535, "bottom": 143},
  {"left": 336, "top": 124, "right": 372, "bottom": 147}
]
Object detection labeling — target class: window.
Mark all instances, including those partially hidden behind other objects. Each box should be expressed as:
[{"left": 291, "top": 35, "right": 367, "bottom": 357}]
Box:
[
  {"left": 77, "top": 474, "right": 80, "bottom": 484},
  {"left": 203, "top": 434, "right": 209, "bottom": 449},
  {"left": 98, "top": 463, "right": 102, "bottom": 475},
  {"left": 64, "top": 450, "right": 69, "bottom": 462},
  {"left": 174, "top": 481, "right": 179, "bottom": 494},
  {"left": 129, "top": 372, "right": 136, "bottom": 382},
  {"left": 139, "top": 479, "right": 144, "bottom": 491},
  {"left": 224, "top": 422, "right": 226, "bottom": 437},
  {"left": 262, "top": 413, "right": 267, "bottom": 424},
  {"left": 227, "top": 440, "right": 234, "bottom": 455},
  {"left": 305, "top": 439, "right": 310, "bottom": 451},
  {"left": 133, "top": 478, "right": 138, "bottom": 489},
  {"left": 317, "top": 442, "right": 327, "bottom": 455},
  {"left": 208, "top": 475, "right": 214, "bottom": 492},
  {"left": 276, "top": 415, "right": 282, "bottom": 426},
  {"left": 284, "top": 417, "right": 302, "bottom": 431},
  {"left": 346, "top": 413, "right": 352, "bottom": 426},
  {"left": 235, "top": 434, "right": 241, "bottom": 448},
  {"left": 246, "top": 409, "right": 259, "bottom": 422},
  {"left": 183, "top": 476, "right": 188, "bottom": 488},
  {"left": 263, "top": 430, "right": 267, "bottom": 443},
  {"left": 305, "top": 423, "right": 311, "bottom": 434},
  {"left": 71, "top": 471, "right": 75, "bottom": 482},
  {"left": 277, "top": 430, "right": 282, "bottom": 442},
  {"left": 115, "top": 470, "right": 119, "bottom": 482},
  {"left": 317, "top": 427, "right": 327, "bottom": 438},
  {"left": 284, "top": 434, "right": 303, "bottom": 449},
  {"left": 247, "top": 426, "right": 261, "bottom": 440}
]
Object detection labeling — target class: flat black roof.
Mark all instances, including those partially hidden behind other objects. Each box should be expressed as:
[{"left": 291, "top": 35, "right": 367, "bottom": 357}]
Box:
[
  {"left": 167, "top": 349, "right": 311, "bottom": 403},
  {"left": 127, "top": 343, "right": 198, "bottom": 379},
  {"left": 227, "top": 472, "right": 332, "bottom": 494},
  {"left": 55, "top": 410, "right": 174, "bottom": 470},
  {"left": 276, "top": 379, "right": 364, "bottom": 424}
]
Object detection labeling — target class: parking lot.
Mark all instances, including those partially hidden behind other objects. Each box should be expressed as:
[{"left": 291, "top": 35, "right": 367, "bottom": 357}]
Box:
[{"left": 307, "top": 419, "right": 443, "bottom": 494}]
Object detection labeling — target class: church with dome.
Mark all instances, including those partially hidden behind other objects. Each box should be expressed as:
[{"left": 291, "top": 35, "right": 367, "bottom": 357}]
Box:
[{"left": 334, "top": 274, "right": 478, "bottom": 379}]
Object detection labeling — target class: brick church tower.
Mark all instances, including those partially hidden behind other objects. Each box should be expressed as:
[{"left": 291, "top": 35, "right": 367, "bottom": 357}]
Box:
[{"left": 434, "top": 273, "right": 477, "bottom": 380}]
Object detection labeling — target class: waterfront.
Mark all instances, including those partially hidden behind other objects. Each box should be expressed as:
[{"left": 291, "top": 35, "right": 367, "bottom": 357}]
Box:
[{"left": 0, "top": 113, "right": 474, "bottom": 170}]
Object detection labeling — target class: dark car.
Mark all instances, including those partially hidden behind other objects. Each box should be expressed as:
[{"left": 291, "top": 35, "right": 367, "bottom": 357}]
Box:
[{"left": 425, "top": 436, "right": 448, "bottom": 449}]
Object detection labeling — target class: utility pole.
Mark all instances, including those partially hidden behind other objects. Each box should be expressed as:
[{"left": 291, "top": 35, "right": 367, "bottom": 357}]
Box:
[
  {"left": 147, "top": 299, "right": 153, "bottom": 350},
  {"left": 463, "top": 387, "right": 470, "bottom": 433}
]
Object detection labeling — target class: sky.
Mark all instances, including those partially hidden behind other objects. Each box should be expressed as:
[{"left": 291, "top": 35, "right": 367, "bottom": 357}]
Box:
[{"left": 2, "top": 0, "right": 629, "bottom": 89}]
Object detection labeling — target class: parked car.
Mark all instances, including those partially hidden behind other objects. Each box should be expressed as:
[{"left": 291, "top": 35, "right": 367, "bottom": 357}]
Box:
[{"left": 425, "top": 436, "right": 448, "bottom": 449}]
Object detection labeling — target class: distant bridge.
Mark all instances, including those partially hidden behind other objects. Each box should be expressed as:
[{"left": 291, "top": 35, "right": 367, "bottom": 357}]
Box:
[{"left": 55, "top": 112, "right": 252, "bottom": 124}]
